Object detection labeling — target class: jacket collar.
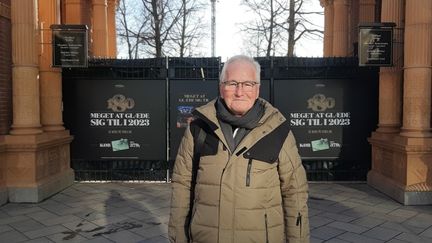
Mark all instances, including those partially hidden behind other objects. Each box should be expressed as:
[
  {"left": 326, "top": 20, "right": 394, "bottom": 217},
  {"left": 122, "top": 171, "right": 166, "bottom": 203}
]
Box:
[{"left": 192, "top": 98, "right": 286, "bottom": 153}]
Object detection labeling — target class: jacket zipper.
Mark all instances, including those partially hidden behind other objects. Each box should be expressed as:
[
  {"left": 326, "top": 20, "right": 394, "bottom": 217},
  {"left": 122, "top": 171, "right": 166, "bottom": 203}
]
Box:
[
  {"left": 264, "top": 213, "right": 269, "bottom": 243},
  {"left": 296, "top": 212, "right": 302, "bottom": 237},
  {"left": 189, "top": 199, "right": 198, "bottom": 242},
  {"left": 246, "top": 159, "right": 252, "bottom": 187}
]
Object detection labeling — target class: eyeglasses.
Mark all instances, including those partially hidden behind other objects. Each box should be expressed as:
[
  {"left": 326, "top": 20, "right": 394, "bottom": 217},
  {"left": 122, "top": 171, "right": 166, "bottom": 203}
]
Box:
[{"left": 222, "top": 80, "right": 259, "bottom": 92}]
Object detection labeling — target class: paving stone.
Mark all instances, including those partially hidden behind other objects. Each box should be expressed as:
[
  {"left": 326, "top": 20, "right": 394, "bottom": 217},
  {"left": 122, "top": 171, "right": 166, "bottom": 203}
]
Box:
[
  {"left": 340, "top": 207, "right": 373, "bottom": 218},
  {"left": 5, "top": 206, "right": 44, "bottom": 217},
  {"left": 23, "top": 238, "right": 54, "bottom": 243},
  {"left": 150, "top": 207, "right": 170, "bottom": 217},
  {"left": 388, "top": 209, "right": 419, "bottom": 219},
  {"left": 0, "top": 215, "right": 30, "bottom": 225},
  {"left": 131, "top": 224, "right": 168, "bottom": 240},
  {"left": 403, "top": 213, "right": 432, "bottom": 229},
  {"left": 310, "top": 215, "right": 334, "bottom": 228},
  {"left": 39, "top": 203, "right": 72, "bottom": 215},
  {"left": 395, "top": 232, "right": 430, "bottom": 243},
  {"left": 54, "top": 206, "right": 95, "bottom": 216},
  {"left": 101, "top": 229, "right": 145, "bottom": 243},
  {"left": 327, "top": 221, "right": 369, "bottom": 234},
  {"left": 404, "top": 205, "right": 432, "bottom": 215},
  {"left": 1, "top": 183, "right": 432, "bottom": 243},
  {"left": 308, "top": 208, "right": 323, "bottom": 217},
  {"left": 0, "top": 229, "right": 28, "bottom": 243},
  {"left": 311, "top": 226, "right": 345, "bottom": 241},
  {"left": 125, "top": 210, "right": 155, "bottom": 221},
  {"left": 9, "top": 219, "right": 46, "bottom": 233},
  {"left": 90, "top": 215, "right": 131, "bottom": 226},
  {"left": 74, "top": 211, "right": 106, "bottom": 222},
  {"left": 351, "top": 216, "right": 385, "bottom": 228},
  {"left": 319, "top": 212, "right": 356, "bottom": 222},
  {"left": 336, "top": 232, "right": 384, "bottom": 243},
  {"left": 46, "top": 231, "right": 89, "bottom": 243},
  {"left": 369, "top": 212, "right": 409, "bottom": 223},
  {"left": 137, "top": 235, "right": 170, "bottom": 243},
  {"left": 105, "top": 206, "right": 138, "bottom": 216},
  {"left": 362, "top": 226, "right": 402, "bottom": 241},
  {"left": 325, "top": 238, "right": 350, "bottom": 243},
  {"left": 419, "top": 226, "right": 432, "bottom": 239},
  {"left": 0, "top": 210, "right": 9, "bottom": 218},
  {"left": 310, "top": 237, "right": 324, "bottom": 243},
  {"left": 80, "top": 237, "right": 114, "bottom": 243},
  {"left": 38, "top": 215, "right": 83, "bottom": 227},
  {"left": 62, "top": 220, "right": 100, "bottom": 233},
  {"left": 0, "top": 224, "right": 13, "bottom": 234},
  {"left": 386, "top": 239, "right": 409, "bottom": 243},
  {"left": 380, "top": 221, "right": 424, "bottom": 234},
  {"left": 27, "top": 211, "right": 58, "bottom": 221},
  {"left": 23, "top": 225, "right": 69, "bottom": 239}
]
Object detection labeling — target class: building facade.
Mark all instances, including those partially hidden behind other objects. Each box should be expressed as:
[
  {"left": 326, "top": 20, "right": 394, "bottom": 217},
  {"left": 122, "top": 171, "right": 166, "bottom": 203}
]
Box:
[
  {"left": 0, "top": 0, "right": 117, "bottom": 204},
  {"left": 321, "top": 0, "right": 432, "bottom": 205}
]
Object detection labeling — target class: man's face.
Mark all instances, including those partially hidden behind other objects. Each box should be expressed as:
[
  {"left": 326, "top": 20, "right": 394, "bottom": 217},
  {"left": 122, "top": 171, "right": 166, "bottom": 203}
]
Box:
[{"left": 219, "top": 61, "right": 260, "bottom": 116}]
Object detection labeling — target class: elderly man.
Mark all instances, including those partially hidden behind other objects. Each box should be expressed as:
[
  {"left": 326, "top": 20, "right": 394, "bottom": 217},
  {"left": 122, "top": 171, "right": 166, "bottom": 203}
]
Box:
[{"left": 169, "top": 55, "right": 309, "bottom": 243}]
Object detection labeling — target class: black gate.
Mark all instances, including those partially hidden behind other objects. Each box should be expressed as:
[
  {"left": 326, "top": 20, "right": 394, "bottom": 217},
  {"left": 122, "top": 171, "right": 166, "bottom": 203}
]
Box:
[{"left": 63, "top": 57, "right": 378, "bottom": 182}]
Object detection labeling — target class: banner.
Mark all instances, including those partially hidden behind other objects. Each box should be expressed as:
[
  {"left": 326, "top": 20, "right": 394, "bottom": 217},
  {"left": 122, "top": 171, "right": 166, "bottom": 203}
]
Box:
[
  {"left": 169, "top": 79, "right": 219, "bottom": 159},
  {"left": 274, "top": 79, "right": 377, "bottom": 161},
  {"left": 69, "top": 79, "right": 166, "bottom": 160}
]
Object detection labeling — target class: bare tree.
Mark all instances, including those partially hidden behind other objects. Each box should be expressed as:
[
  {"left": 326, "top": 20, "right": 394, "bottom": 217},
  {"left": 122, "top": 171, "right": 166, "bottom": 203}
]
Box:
[
  {"left": 140, "top": 0, "right": 184, "bottom": 57},
  {"left": 240, "top": 0, "right": 286, "bottom": 57},
  {"left": 283, "top": 0, "right": 323, "bottom": 56},
  {"left": 241, "top": 0, "right": 323, "bottom": 57},
  {"left": 116, "top": 0, "right": 148, "bottom": 58},
  {"left": 166, "top": 0, "right": 208, "bottom": 57}
]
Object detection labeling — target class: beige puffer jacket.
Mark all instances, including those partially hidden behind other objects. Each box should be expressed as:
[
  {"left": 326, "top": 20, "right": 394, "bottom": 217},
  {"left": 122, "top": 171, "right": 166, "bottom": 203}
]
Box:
[{"left": 169, "top": 98, "right": 309, "bottom": 243}]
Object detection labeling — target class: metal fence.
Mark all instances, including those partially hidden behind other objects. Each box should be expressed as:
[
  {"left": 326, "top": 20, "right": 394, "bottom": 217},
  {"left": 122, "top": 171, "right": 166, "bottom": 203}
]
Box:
[{"left": 63, "top": 57, "right": 378, "bottom": 182}]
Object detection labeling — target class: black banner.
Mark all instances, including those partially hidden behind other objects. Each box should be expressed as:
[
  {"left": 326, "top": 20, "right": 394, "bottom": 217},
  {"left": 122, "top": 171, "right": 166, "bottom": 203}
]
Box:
[
  {"left": 51, "top": 25, "right": 88, "bottom": 68},
  {"left": 169, "top": 79, "right": 219, "bottom": 159},
  {"left": 359, "top": 24, "right": 394, "bottom": 66},
  {"left": 274, "top": 79, "right": 377, "bottom": 161},
  {"left": 259, "top": 79, "right": 271, "bottom": 102},
  {"left": 69, "top": 79, "right": 166, "bottom": 160}
]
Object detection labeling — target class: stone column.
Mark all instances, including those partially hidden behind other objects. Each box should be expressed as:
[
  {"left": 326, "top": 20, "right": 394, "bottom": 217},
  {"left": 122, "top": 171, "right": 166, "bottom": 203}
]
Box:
[
  {"left": 321, "top": 0, "right": 334, "bottom": 57},
  {"left": 349, "top": 0, "right": 359, "bottom": 56},
  {"left": 359, "top": 0, "right": 375, "bottom": 23},
  {"left": 64, "top": 0, "right": 82, "bottom": 24},
  {"left": 332, "top": 0, "right": 349, "bottom": 56},
  {"left": 107, "top": 0, "right": 117, "bottom": 58},
  {"left": 376, "top": 0, "right": 404, "bottom": 133},
  {"left": 92, "top": 0, "right": 108, "bottom": 57},
  {"left": 400, "top": 0, "right": 432, "bottom": 137},
  {"left": 10, "top": 0, "right": 42, "bottom": 135},
  {"left": 38, "top": 0, "right": 64, "bottom": 132}
]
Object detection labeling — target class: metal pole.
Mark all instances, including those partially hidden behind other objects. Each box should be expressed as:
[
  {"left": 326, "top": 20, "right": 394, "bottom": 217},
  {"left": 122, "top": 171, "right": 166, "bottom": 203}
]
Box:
[{"left": 211, "top": 0, "right": 216, "bottom": 57}]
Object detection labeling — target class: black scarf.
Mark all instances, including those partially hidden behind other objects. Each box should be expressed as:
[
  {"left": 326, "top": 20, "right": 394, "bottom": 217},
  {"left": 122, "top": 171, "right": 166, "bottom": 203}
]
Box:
[{"left": 216, "top": 98, "right": 265, "bottom": 151}]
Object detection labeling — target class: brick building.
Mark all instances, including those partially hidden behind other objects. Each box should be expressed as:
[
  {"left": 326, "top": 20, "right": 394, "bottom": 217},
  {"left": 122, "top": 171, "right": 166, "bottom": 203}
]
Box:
[
  {"left": 321, "top": 0, "right": 432, "bottom": 204},
  {"left": 0, "top": 0, "right": 117, "bottom": 205}
]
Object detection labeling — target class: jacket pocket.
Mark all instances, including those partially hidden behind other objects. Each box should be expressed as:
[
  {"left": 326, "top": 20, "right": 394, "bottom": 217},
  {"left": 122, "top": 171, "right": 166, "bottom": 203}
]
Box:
[
  {"left": 264, "top": 213, "right": 269, "bottom": 243},
  {"left": 246, "top": 159, "right": 252, "bottom": 187}
]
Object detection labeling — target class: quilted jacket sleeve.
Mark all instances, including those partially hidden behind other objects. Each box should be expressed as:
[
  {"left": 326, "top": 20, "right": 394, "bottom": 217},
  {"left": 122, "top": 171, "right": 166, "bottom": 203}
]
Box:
[
  {"left": 168, "top": 127, "right": 195, "bottom": 243},
  {"left": 278, "top": 131, "right": 310, "bottom": 243}
]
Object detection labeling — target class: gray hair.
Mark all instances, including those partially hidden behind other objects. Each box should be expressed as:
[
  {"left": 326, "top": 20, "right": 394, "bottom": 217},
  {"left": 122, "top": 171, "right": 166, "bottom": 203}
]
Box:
[{"left": 219, "top": 55, "right": 261, "bottom": 84}]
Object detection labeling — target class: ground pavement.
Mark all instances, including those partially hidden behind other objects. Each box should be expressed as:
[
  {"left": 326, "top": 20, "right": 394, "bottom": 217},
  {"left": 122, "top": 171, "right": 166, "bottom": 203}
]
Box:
[{"left": 0, "top": 182, "right": 432, "bottom": 243}]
